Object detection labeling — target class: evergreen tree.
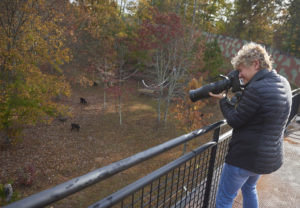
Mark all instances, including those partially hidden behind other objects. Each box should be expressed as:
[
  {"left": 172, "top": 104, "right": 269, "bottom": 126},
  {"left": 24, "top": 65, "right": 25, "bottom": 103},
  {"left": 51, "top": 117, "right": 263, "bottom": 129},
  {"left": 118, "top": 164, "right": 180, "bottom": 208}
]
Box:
[
  {"left": 274, "top": 0, "right": 300, "bottom": 57},
  {"left": 226, "top": 0, "right": 279, "bottom": 45}
]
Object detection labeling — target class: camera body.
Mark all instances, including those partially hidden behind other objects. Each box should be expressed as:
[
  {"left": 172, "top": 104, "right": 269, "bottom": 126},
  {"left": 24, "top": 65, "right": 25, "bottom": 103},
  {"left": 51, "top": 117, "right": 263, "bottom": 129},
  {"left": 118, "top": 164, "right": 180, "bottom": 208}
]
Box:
[{"left": 189, "top": 70, "right": 243, "bottom": 102}]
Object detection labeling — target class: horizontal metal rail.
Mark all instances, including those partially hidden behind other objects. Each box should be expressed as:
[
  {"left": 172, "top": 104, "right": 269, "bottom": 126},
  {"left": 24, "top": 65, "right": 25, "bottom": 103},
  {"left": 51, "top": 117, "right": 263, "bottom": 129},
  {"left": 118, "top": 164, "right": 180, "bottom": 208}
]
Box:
[
  {"left": 287, "top": 88, "right": 300, "bottom": 125},
  {"left": 88, "top": 130, "right": 233, "bottom": 208},
  {"left": 89, "top": 142, "right": 216, "bottom": 208},
  {"left": 5, "top": 87, "right": 299, "bottom": 208},
  {"left": 4, "top": 120, "right": 227, "bottom": 208}
]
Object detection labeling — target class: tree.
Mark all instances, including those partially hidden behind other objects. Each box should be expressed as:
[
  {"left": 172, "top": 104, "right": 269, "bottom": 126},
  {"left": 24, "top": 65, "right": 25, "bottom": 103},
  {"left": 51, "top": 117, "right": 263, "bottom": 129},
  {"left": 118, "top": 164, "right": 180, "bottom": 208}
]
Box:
[
  {"left": 137, "top": 8, "right": 184, "bottom": 123},
  {"left": 63, "top": 0, "right": 139, "bottom": 125},
  {"left": 113, "top": 1, "right": 143, "bottom": 125},
  {"left": 62, "top": 0, "right": 120, "bottom": 108},
  {"left": 171, "top": 77, "right": 211, "bottom": 131},
  {"left": 146, "top": 0, "right": 231, "bottom": 34},
  {"left": 137, "top": 8, "right": 205, "bottom": 123},
  {"left": 0, "top": 0, "right": 71, "bottom": 142},
  {"left": 202, "top": 39, "right": 224, "bottom": 78},
  {"left": 274, "top": 0, "right": 300, "bottom": 57},
  {"left": 225, "top": 0, "right": 280, "bottom": 45},
  {"left": 170, "top": 77, "right": 212, "bottom": 153}
]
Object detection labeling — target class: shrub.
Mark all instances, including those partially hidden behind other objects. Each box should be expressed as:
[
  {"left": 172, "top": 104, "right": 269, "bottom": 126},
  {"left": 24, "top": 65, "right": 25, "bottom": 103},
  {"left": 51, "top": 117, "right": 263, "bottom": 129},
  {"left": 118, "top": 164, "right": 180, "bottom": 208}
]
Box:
[
  {"left": 16, "top": 163, "right": 36, "bottom": 186},
  {"left": 203, "top": 39, "right": 224, "bottom": 78}
]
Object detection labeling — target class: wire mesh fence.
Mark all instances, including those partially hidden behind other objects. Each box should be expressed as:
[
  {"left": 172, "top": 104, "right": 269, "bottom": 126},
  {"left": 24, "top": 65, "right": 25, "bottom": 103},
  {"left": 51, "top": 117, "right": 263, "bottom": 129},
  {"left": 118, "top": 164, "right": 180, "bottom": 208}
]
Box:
[
  {"left": 89, "top": 130, "right": 231, "bottom": 208},
  {"left": 4, "top": 88, "right": 299, "bottom": 208},
  {"left": 287, "top": 88, "right": 300, "bottom": 125}
]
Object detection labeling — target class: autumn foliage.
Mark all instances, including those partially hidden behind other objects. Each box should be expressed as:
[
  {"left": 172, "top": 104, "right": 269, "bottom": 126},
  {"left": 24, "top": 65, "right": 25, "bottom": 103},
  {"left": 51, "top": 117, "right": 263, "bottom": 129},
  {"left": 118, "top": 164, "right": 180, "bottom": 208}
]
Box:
[
  {"left": 0, "top": 0, "right": 71, "bottom": 141},
  {"left": 1, "top": 0, "right": 293, "bottom": 143},
  {"left": 171, "top": 77, "right": 212, "bottom": 132},
  {"left": 137, "top": 8, "right": 184, "bottom": 50}
]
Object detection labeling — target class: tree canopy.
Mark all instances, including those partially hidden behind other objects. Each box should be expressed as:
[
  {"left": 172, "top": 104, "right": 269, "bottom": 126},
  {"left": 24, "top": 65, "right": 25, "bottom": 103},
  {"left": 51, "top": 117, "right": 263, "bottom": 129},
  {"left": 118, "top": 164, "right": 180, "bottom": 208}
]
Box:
[
  {"left": 0, "top": 0, "right": 71, "bottom": 141},
  {"left": 0, "top": 0, "right": 299, "bottom": 141}
]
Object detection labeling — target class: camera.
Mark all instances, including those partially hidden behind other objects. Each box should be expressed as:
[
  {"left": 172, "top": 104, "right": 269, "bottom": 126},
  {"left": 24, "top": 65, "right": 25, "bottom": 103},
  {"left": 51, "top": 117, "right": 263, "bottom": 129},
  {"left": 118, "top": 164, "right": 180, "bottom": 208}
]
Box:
[{"left": 189, "top": 70, "right": 243, "bottom": 102}]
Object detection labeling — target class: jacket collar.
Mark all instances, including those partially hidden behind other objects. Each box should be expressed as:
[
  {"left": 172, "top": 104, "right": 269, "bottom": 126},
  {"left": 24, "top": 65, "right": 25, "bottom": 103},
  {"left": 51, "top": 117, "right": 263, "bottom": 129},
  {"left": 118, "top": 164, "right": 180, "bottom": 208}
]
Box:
[{"left": 245, "top": 68, "right": 271, "bottom": 88}]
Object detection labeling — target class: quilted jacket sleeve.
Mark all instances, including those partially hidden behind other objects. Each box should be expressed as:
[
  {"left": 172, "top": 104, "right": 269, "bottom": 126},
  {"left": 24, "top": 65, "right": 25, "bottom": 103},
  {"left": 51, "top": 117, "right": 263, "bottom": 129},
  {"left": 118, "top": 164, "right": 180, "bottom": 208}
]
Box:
[{"left": 220, "top": 86, "right": 260, "bottom": 128}]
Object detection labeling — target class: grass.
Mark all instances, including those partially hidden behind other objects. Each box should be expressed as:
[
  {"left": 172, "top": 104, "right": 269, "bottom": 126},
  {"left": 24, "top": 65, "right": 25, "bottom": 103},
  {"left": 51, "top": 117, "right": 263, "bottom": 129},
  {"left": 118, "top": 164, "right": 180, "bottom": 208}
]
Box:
[{"left": 0, "top": 79, "right": 224, "bottom": 207}]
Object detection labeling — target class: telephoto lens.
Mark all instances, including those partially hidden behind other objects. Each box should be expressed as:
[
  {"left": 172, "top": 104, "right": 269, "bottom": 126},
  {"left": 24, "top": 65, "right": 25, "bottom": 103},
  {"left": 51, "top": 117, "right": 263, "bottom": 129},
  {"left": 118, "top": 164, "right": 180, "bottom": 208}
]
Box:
[
  {"left": 189, "top": 70, "right": 240, "bottom": 102},
  {"left": 189, "top": 78, "right": 231, "bottom": 102}
]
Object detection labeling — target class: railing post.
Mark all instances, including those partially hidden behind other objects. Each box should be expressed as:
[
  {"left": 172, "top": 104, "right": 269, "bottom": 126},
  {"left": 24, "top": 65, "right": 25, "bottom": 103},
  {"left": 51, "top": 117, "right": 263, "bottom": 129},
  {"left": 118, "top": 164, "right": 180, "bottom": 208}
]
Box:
[
  {"left": 287, "top": 89, "right": 300, "bottom": 126},
  {"left": 203, "top": 127, "right": 221, "bottom": 208}
]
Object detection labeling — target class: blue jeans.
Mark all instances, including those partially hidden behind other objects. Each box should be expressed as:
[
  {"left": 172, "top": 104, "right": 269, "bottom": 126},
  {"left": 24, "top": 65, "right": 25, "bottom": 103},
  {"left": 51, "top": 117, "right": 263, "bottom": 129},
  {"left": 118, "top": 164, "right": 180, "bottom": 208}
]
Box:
[{"left": 216, "top": 163, "right": 260, "bottom": 208}]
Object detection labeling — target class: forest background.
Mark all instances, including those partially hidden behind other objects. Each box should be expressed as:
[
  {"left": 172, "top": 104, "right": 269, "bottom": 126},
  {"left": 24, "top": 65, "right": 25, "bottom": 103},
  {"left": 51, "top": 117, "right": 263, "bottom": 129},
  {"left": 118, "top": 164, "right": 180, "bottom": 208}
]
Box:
[{"left": 0, "top": 0, "right": 299, "bottom": 206}]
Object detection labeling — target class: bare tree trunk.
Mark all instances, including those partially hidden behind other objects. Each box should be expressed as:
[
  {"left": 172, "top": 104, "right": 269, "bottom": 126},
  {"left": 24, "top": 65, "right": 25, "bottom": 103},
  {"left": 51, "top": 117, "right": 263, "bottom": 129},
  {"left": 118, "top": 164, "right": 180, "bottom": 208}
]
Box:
[
  {"left": 103, "top": 58, "right": 107, "bottom": 110},
  {"left": 119, "top": 0, "right": 126, "bottom": 16},
  {"left": 183, "top": 0, "right": 188, "bottom": 21},
  {"left": 103, "top": 87, "right": 106, "bottom": 109},
  {"left": 189, "top": 0, "right": 197, "bottom": 43},
  {"left": 192, "top": 0, "right": 197, "bottom": 26},
  {"left": 155, "top": 48, "right": 171, "bottom": 124},
  {"left": 118, "top": 61, "right": 123, "bottom": 125},
  {"left": 163, "top": 97, "right": 170, "bottom": 122},
  {"left": 119, "top": 93, "right": 122, "bottom": 125},
  {"left": 163, "top": 41, "right": 184, "bottom": 122},
  {"left": 157, "top": 94, "right": 161, "bottom": 123},
  {"left": 163, "top": 74, "right": 177, "bottom": 122}
]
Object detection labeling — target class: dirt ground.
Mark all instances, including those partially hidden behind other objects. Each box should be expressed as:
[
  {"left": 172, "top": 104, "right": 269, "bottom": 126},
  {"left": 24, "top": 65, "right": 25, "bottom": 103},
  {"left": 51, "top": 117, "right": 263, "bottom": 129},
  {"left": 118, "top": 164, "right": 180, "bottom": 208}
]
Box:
[{"left": 0, "top": 80, "right": 222, "bottom": 207}]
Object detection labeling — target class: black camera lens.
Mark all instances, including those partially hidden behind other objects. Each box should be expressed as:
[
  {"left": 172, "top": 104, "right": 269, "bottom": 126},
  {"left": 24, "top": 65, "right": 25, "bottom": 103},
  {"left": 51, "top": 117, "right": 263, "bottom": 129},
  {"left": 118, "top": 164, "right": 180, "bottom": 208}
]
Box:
[
  {"left": 189, "top": 79, "right": 231, "bottom": 102},
  {"left": 189, "top": 70, "right": 241, "bottom": 102}
]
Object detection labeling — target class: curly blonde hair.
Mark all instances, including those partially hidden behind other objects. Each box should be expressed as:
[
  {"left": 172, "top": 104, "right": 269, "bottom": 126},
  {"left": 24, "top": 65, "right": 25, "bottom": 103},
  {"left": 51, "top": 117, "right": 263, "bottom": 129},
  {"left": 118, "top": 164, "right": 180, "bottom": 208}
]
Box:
[{"left": 231, "top": 42, "right": 273, "bottom": 71}]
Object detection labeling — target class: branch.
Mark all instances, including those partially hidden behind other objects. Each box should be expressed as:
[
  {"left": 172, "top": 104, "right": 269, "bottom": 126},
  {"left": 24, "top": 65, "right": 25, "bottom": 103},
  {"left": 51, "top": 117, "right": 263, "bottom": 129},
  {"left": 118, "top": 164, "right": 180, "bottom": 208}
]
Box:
[
  {"left": 141, "top": 76, "right": 169, "bottom": 90},
  {"left": 121, "top": 69, "right": 139, "bottom": 80}
]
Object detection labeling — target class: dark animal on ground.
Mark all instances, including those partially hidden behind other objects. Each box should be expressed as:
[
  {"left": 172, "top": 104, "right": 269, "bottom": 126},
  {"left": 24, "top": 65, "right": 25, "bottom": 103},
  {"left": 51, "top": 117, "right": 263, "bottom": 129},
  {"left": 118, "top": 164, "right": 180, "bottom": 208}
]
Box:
[
  {"left": 93, "top": 81, "right": 98, "bottom": 86},
  {"left": 71, "top": 123, "right": 80, "bottom": 131},
  {"left": 80, "top": 97, "right": 87, "bottom": 105},
  {"left": 58, "top": 117, "right": 67, "bottom": 122}
]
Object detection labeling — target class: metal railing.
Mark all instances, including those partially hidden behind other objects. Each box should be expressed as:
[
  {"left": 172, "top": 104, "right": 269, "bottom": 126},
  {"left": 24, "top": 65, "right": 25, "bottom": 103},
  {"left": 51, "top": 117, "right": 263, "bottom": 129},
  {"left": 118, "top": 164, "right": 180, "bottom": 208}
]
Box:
[
  {"left": 89, "top": 128, "right": 232, "bottom": 208},
  {"left": 4, "top": 120, "right": 229, "bottom": 208},
  {"left": 287, "top": 88, "right": 300, "bottom": 125},
  {"left": 4, "top": 88, "right": 300, "bottom": 208}
]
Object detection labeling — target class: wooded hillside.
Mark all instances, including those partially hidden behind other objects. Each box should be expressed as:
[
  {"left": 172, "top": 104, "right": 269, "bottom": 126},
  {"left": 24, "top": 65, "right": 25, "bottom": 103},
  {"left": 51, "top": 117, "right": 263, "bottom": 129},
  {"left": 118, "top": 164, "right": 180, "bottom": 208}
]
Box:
[
  {"left": 1, "top": 0, "right": 298, "bottom": 143},
  {"left": 0, "top": 1, "right": 299, "bottom": 205}
]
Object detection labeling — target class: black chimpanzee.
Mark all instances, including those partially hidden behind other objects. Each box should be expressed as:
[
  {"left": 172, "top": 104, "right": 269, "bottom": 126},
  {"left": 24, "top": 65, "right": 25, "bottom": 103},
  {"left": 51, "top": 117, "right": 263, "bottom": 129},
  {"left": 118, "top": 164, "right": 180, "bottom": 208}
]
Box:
[
  {"left": 71, "top": 123, "right": 80, "bottom": 131},
  {"left": 80, "top": 97, "right": 87, "bottom": 105},
  {"left": 58, "top": 116, "right": 67, "bottom": 122}
]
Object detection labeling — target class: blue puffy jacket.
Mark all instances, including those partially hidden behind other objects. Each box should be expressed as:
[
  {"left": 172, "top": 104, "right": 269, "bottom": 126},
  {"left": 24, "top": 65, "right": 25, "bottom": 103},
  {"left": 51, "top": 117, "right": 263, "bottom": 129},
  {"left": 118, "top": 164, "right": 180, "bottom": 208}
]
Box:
[{"left": 220, "top": 69, "right": 292, "bottom": 174}]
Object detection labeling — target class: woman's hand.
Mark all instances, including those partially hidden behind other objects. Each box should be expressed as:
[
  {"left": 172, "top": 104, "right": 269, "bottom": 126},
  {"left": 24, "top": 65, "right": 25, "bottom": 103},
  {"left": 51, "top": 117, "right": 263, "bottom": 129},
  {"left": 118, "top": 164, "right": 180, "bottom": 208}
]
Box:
[{"left": 209, "top": 92, "right": 226, "bottom": 99}]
